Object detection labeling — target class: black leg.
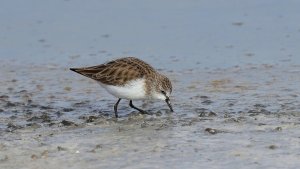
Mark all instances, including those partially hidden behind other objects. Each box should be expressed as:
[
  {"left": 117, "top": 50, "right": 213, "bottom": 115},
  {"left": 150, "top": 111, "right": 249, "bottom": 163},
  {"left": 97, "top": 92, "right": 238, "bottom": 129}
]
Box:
[
  {"left": 114, "top": 98, "right": 121, "bottom": 118},
  {"left": 129, "top": 100, "right": 147, "bottom": 114}
]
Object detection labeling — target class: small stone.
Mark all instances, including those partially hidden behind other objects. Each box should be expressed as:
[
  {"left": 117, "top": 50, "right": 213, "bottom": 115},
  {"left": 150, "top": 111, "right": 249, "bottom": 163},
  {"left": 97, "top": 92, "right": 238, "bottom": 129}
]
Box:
[
  {"left": 95, "top": 144, "right": 102, "bottom": 149},
  {"left": 275, "top": 127, "right": 282, "bottom": 131},
  {"left": 205, "top": 128, "right": 218, "bottom": 134},
  {"left": 60, "top": 120, "right": 77, "bottom": 126},
  {"left": 268, "top": 145, "right": 278, "bottom": 150},
  {"left": 200, "top": 95, "right": 209, "bottom": 99},
  {"left": 57, "top": 146, "right": 67, "bottom": 151}
]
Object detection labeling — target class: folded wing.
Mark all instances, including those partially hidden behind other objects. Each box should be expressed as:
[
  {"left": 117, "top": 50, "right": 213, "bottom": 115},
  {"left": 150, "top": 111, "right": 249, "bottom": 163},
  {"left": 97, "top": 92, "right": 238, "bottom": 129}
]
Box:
[{"left": 70, "top": 57, "right": 155, "bottom": 86}]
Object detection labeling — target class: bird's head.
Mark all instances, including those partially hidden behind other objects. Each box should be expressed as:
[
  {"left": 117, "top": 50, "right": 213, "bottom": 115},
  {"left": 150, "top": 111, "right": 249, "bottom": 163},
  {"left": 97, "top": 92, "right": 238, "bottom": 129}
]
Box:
[{"left": 152, "top": 75, "right": 173, "bottom": 112}]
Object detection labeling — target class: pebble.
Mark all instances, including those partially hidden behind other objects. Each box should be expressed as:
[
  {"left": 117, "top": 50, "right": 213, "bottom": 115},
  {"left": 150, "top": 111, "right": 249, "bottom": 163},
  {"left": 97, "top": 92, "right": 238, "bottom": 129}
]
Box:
[{"left": 205, "top": 128, "right": 219, "bottom": 135}]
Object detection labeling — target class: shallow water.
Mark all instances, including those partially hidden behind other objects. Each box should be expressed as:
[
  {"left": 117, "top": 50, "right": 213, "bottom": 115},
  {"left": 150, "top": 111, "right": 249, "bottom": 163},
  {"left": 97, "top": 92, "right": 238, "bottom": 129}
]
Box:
[{"left": 1, "top": 0, "right": 300, "bottom": 169}]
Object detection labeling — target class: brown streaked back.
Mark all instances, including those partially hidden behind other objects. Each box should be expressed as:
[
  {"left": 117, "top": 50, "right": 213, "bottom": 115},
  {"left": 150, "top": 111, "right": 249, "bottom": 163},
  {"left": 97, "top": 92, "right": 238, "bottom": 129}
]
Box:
[{"left": 70, "top": 57, "right": 156, "bottom": 86}]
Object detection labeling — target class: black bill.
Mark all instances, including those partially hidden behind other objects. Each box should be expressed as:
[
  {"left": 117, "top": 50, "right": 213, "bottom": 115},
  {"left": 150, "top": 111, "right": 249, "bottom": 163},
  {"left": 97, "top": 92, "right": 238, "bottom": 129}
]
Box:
[{"left": 165, "top": 97, "right": 174, "bottom": 112}]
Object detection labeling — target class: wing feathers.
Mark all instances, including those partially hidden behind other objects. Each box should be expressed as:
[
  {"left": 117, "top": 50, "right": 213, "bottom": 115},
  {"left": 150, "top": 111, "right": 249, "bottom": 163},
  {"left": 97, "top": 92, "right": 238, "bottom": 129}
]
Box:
[{"left": 70, "top": 57, "right": 155, "bottom": 86}]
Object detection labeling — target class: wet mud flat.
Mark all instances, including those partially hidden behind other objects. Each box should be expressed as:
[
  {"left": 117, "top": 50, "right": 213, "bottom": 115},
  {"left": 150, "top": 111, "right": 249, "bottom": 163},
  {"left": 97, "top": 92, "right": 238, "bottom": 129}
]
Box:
[{"left": 1, "top": 62, "right": 300, "bottom": 169}]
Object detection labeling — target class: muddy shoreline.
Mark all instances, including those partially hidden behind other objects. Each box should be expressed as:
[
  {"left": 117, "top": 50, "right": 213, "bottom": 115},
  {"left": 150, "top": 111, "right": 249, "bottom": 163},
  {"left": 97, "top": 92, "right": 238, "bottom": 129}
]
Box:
[{"left": 1, "top": 62, "right": 300, "bottom": 169}]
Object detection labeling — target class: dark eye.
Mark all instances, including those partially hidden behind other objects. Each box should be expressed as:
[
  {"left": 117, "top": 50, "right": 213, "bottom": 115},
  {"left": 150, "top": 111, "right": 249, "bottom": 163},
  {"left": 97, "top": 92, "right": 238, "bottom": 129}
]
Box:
[{"left": 161, "top": 90, "right": 166, "bottom": 95}]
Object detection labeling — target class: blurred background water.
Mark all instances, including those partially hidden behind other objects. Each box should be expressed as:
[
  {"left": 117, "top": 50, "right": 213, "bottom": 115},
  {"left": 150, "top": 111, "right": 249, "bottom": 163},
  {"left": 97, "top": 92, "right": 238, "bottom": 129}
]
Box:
[{"left": 1, "top": 0, "right": 299, "bottom": 70}]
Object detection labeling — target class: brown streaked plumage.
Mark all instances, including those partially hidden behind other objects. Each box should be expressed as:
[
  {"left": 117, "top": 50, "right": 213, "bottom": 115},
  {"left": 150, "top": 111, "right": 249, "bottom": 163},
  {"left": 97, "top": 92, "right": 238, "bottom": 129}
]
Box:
[
  {"left": 70, "top": 57, "right": 173, "bottom": 118},
  {"left": 70, "top": 57, "right": 155, "bottom": 86}
]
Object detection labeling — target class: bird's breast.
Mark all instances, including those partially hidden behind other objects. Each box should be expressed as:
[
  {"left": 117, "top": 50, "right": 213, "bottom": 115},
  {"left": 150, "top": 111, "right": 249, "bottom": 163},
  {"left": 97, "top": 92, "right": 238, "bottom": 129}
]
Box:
[{"left": 98, "top": 78, "right": 147, "bottom": 100}]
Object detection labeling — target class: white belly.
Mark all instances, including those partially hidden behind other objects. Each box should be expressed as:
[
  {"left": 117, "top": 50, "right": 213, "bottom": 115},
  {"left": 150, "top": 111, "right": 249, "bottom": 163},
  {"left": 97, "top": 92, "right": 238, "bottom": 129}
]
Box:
[{"left": 99, "top": 78, "right": 147, "bottom": 100}]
